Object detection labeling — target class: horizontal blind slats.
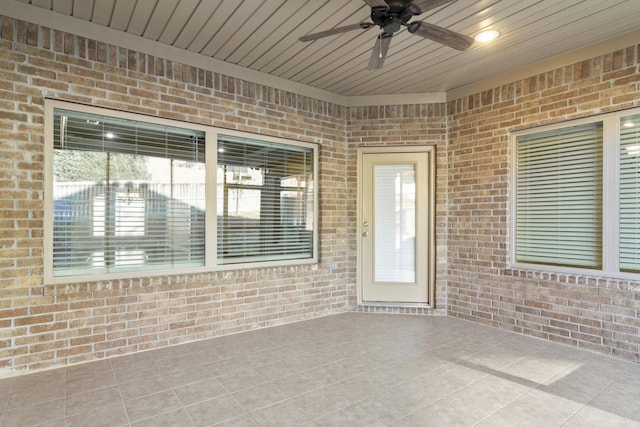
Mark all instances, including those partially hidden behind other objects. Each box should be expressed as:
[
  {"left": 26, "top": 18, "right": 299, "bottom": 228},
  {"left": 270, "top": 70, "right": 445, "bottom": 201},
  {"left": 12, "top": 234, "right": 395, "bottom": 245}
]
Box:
[
  {"left": 52, "top": 109, "right": 206, "bottom": 277},
  {"left": 216, "top": 135, "right": 314, "bottom": 264},
  {"left": 516, "top": 122, "right": 603, "bottom": 269},
  {"left": 54, "top": 109, "right": 205, "bottom": 162},
  {"left": 619, "top": 115, "right": 640, "bottom": 272}
]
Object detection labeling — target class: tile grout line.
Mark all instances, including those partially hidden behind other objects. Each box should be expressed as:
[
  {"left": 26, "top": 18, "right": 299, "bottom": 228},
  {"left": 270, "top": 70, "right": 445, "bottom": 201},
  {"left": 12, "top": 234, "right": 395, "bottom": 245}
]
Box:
[
  {"left": 558, "top": 362, "right": 635, "bottom": 426},
  {"left": 469, "top": 385, "right": 536, "bottom": 426},
  {"left": 465, "top": 343, "right": 592, "bottom": 426},
  {"left": 389, "top": 336, "right": 560, "bottom": 425},
  {"left": 108, "top": 358, "right": 133, "bottom": 427}
]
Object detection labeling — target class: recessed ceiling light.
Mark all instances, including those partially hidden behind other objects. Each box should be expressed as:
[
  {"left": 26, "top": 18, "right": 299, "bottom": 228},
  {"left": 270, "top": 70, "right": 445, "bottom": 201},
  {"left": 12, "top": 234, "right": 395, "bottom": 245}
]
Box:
[{"left": 474, "top": 29, "right": 500, "bottom": 43}]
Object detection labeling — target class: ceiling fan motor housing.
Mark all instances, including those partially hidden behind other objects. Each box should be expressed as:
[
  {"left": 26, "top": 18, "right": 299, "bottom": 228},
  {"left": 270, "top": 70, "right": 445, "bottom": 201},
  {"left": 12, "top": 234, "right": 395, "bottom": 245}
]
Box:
[{"left": 371, "top": 0, "right": 420, "bottom": 35}]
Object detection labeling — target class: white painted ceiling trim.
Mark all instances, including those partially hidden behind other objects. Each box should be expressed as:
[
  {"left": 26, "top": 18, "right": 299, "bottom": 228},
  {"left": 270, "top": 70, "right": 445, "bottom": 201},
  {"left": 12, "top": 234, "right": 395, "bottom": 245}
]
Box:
[{"left": 3, "top": 0, "right": 639, "bottom": 106}]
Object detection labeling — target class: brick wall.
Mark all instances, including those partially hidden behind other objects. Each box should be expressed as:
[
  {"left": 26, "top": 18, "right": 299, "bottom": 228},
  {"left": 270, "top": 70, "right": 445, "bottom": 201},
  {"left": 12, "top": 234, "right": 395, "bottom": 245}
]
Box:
[
  {"left": 0, "top": 16, "right": 354, "bottom": 374},
  {"left": 447, "top": 45, "right": 640, "bottom": 361},
  {"left": 2, "top": 13, "right": 639, "bottom": 374}
]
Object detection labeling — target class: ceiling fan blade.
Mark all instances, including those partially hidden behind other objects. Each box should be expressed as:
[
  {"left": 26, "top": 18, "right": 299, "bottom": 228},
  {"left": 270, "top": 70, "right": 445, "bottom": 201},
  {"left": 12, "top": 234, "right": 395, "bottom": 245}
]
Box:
[
  {"left": 412, "top": 0, "right": 455, "bottom": 14},
  {"left": 362, "top": 0, "right": 388, "bottom": 7},
  {"left": 367, "top": 34, "right": 392, "bottom": 70},
  {"left": 408, "top": 21, "right": 473, "bottom": 51},
  {"left": 300, "top": 23, "right": 369, "bottom": 42}
]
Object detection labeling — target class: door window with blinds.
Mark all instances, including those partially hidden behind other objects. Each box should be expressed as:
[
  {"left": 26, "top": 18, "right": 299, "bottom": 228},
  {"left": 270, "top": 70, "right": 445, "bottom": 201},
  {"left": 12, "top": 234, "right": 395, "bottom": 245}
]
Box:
[
  {"left": 511, "top": 108, "right": 640, "bottom": 277},
  {"left": 44, "top": 101, "right": 317, "bottom": 283}
]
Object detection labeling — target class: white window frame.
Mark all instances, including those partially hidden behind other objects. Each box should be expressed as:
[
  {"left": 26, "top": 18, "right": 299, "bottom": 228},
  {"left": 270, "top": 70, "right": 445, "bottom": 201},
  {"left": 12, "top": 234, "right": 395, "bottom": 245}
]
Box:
[
  {"left": 509, "top": 107, "right": 640, "bottom": 280},
  {"left": 44, "top": 99, "right": 319, "bottom": 284}
]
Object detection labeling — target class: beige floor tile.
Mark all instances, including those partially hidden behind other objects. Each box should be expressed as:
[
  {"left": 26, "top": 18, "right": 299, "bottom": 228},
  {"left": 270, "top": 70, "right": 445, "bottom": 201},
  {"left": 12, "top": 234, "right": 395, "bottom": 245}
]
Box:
[
  {"left": 0, "top": 313, "right": 637, "bottom": 427},
  {"left": 212, "top": 413, "right": 261, "bottom": 426},
  {"left": 66, "top": 402, "right": 130, "bottom": 427},
  {"left": 415, "top": 359, "right": 487, "bottom": 395},
  {"left": 476, "top": 388, "right": 583, "bottom": 426},
  {"left": 7, "top": 370, "right": 65, "bottom": 409},
  {"left": 231, "top": 381, "right": 288, "bottom": 412},
  {"left": 173, "top": 377, "right": 228, "bottom": 406},
  {"left": 199, "top": 357, "right": 248, "bottom": 378},
  {"left": 587, "top": 371, "right": 640, "bottom": 422},
  {"left": 130, "top": 409, "right": 195, "bottom": 427},
  {"left": 251, "top": 358, "right": 297, "bottom": 381},
  {"left": 118, "top": 377, "right": 160, "bottom": 401},
  {"left": 66, "top": 385, "right": 122, "bottom": 416},
  {"left": 66, "top": 368, "right": 117, "bottom": 396},
  {"left": 540, "top": 360, "right": 623, "bottom": 404},
  {"left": 153, "top": 353, "right": 202, "bottom": 373},
  {"left": 124, "top": 389, "right": 183, "bottom": 422},
  {"left": 185, "top": 394, "right": 247, "bottom": 427},
  {"left": 148, "top": 343, "right": 193, "bottom": 361},
  {"left": 273, "top": 371, "right": 322, "bottom": 398},
  {"left": 564, "top": 405, "right": 640, "bottom": 426},
  {"left": 2, "top": 398, "right": 66, "bottom": 427},
  {"left": 372, "top": 380, "right": 438, "bottom": 417},
  {"left": 111, "top": 353, "right": 161, "bottom": 383},
  {"left": 135, "top": 365, "right": 209, "bottom": 395},
  {"left": 312, "top": 403, "right": 387, "bottom": 427},
  {"left": 251, "top": 399, "right": 315, "bottom": 427},
  {"left": 66, "top": 359, "right": 113, "bottom": 381},
  {"left": 217, "top": 368, "right": 267, "bottom": 393},
  {"left": 498, "top": 348, "right": 584, "bottom": 385},
  {"left": 324, "top": 374, "right": 378, "bottom": 405},
  {"left": 293, "top": 385, "right": 353, "bottom": 419}
]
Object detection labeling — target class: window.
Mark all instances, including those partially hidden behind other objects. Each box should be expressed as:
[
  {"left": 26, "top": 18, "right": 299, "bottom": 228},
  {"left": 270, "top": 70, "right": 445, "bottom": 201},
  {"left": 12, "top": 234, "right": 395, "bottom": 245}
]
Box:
[
  {"left": 216, "top": 135, "right": 315, "bottom": 264},
  {"left": 50, "top": 108, "right": 206, "bottom": 278},
  {"left": 511, "top": 108, "right": 640, "bottom": 277},
  {"left": 44, "top": 101, "right": 317, "bottom": 283},
  {"left": 620, "top": 113, "right": 640, "bottom": 273},
  {"left": 515, "top": 123, "right": 603, "bottom": 268}
]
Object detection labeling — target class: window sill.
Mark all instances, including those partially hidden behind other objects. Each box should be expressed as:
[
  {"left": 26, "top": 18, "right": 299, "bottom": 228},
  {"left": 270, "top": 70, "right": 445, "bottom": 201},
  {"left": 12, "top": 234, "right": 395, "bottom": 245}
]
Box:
[{"left": 506, "top": 263, "right": 640, "bottom": 285}]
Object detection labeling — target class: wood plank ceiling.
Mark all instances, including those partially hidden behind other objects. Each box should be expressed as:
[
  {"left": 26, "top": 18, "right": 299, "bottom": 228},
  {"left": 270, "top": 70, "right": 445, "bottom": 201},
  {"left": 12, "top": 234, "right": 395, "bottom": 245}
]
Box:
[{"left": 10, "top": 0, "right": 640, "bottom": 97}]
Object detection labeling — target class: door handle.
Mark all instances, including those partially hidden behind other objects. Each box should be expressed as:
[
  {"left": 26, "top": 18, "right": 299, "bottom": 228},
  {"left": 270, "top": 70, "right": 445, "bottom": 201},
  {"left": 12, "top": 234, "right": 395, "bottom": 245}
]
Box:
[{"left": 362, "top": 232, "right": 369, "bottom": 237}]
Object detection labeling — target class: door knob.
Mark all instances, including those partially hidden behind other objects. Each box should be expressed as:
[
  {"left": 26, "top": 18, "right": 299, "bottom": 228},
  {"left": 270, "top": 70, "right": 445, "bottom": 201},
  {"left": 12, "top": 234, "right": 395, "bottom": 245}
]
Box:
[{"left": 362, "top": 232, "right": 369, "bottom": 237}]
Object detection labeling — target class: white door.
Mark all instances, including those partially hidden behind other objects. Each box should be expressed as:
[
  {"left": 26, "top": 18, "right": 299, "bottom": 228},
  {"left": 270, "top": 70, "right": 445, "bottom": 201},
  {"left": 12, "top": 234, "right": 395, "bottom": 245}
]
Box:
[{"left": 358, "top": 147, "right": 435, "bottom": 304}]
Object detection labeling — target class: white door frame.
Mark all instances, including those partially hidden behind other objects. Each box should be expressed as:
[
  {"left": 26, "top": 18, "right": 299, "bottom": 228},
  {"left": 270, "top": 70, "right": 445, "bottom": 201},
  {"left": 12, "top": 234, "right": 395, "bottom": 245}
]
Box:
[{"left": 356, "top": 145, "right": 436, "bottom": 306}]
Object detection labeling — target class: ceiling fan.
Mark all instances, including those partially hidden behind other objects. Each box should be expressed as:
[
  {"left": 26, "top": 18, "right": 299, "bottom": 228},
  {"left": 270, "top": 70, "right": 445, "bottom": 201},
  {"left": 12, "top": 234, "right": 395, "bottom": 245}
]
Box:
[{"left": 299, "top": 0, "right": 473, "bottom": 70}]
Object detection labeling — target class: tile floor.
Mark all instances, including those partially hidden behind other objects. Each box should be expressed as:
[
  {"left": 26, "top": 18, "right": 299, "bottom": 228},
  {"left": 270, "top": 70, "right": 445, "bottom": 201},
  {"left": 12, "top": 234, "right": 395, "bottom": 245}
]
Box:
[{"left": 0, "top": 312, "right": 639, "bottom": 426}]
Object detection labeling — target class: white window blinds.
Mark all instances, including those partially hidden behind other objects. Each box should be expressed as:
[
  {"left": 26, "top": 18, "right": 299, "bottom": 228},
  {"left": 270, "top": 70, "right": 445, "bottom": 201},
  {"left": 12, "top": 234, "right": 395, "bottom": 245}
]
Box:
[
  {"left": 620, "top": 114, "right": 640, "bottom": 273},
  {"left": 52, "top": 109, "right": 206, "bottom": 277},
  {"left": 374, "top": 164, "right": 416, "bottom": 283},
  {"left": 216, "top": 135, "right": 315, "bottom": 264},
  {"left": 516, "top": 123, "right": 603, "bottom": 268}
]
